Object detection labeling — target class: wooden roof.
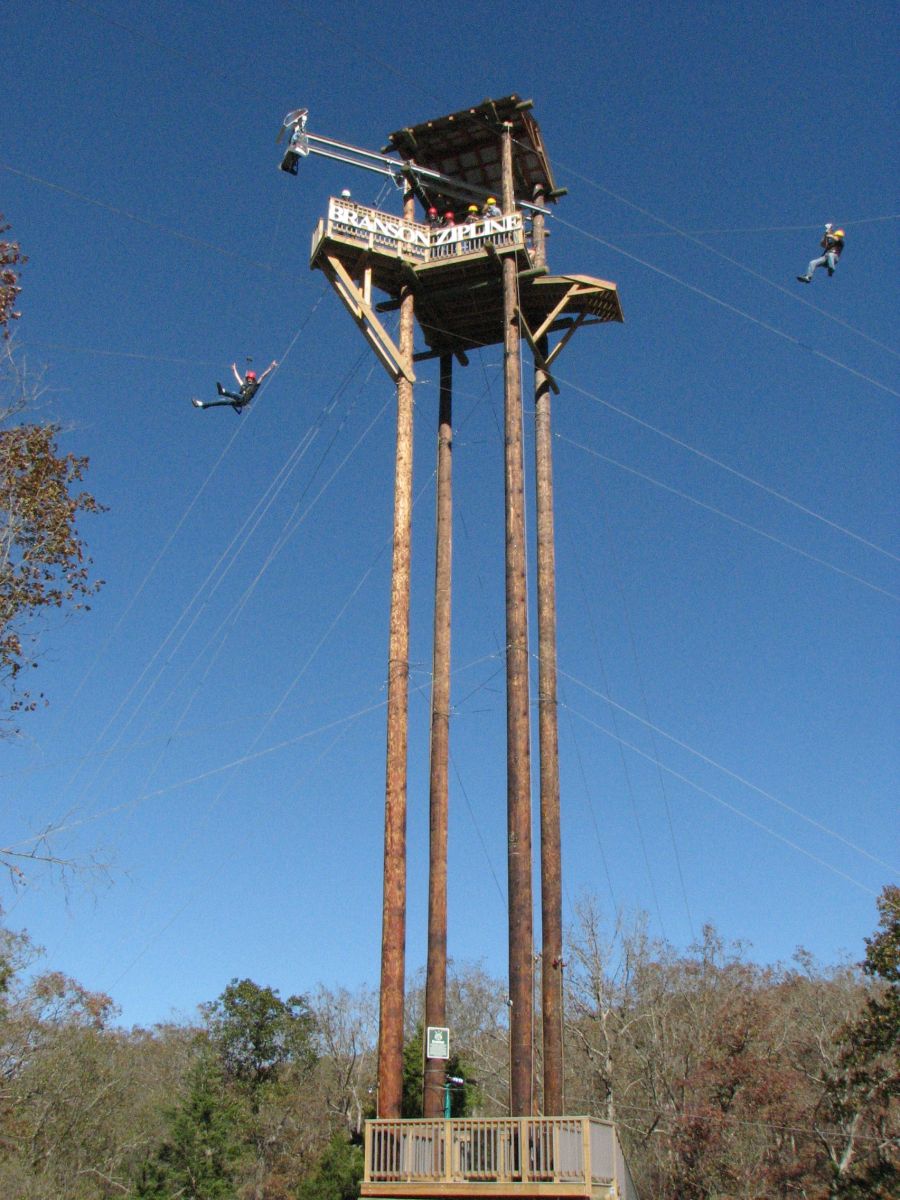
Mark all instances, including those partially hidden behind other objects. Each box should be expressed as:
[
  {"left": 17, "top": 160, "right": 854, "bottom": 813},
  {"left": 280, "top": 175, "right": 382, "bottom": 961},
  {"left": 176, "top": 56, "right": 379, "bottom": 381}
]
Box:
[{"left": 384, "top": 95, "right": 559, "bottom": 209}]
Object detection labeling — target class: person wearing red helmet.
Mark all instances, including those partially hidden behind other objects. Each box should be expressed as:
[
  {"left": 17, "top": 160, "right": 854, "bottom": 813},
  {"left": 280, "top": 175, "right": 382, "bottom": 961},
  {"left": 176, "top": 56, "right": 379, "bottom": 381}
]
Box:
[{"left": 192, "top": 360, "right": 277, "bottom": 413}]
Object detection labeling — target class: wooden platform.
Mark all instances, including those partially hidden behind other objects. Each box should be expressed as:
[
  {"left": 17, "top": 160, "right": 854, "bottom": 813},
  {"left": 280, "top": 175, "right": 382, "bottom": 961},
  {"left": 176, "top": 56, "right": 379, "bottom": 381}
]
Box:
[
  {"left": 361, "top": 1116, "right": 639, "bottom": 1200},
  {"left": 310, "top": 198, "right": 622, "bottom": 372}
]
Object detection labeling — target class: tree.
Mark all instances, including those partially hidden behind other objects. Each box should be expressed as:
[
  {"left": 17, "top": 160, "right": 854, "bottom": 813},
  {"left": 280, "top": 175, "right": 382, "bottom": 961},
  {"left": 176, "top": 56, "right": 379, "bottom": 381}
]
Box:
[
  {"left": 0, "top": 220, "right": 25, "bottom": 335},
  {"left": 0, "top": 217, "right": 104, "bottom": 744},
  {"left": 819, "top": 885, "right": 900, "bottom": 1197},
  {"left": 295, "top": 1132, "right": 364, "bottom": 1200},
  {"left": 203, "top": 978, "right": 317, "bottom": 1100},
  {"left": 131, "top": 1051, "right": 247, "bottom": 1200}
]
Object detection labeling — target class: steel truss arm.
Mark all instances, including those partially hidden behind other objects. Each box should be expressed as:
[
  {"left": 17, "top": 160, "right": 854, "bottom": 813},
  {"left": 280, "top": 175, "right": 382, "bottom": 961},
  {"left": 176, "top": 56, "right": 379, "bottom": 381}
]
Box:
[{"left": 298, "top": 132, "right": 547, "bottom": 215}]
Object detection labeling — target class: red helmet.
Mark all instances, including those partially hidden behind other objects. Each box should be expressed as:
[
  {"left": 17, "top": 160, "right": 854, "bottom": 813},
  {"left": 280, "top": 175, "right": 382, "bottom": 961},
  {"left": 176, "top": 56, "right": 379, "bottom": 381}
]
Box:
[
  {"left": 245, "top": 370, "right": 257, "bottom": 381},
  {"left": 428, "top": 207, "right": 438, "bottom": 215}
]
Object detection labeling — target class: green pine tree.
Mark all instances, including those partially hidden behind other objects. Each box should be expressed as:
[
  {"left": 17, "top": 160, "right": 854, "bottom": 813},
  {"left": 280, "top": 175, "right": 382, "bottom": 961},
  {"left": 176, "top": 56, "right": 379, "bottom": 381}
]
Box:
[
  {"left": 295, "top": 1133, "right": 363, "bottom": 1200},
  {"left": 131, "top": 1052, "right": 246, "bottom": 1199}
]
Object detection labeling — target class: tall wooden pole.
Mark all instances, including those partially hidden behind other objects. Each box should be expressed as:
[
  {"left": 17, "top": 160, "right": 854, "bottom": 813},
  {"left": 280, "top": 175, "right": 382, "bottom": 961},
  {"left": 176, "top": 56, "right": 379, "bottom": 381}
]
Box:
[
  {"left": 376, "top": 190, "right": 417, "bottom": 1120},
  {"left": 501, "top": 122, "right": 534, "bottom": 1117},
  {"left": 531, "top": 189, "right": 565, "bottom": 1115},
  {"left": 423, "top": 354, "right": 453, "bottom": 1118}
]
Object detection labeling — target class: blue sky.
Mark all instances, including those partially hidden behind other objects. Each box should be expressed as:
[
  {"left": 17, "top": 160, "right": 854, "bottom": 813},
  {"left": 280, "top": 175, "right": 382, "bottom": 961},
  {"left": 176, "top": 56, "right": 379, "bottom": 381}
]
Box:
[{"left": 2, "top": 0, "right": 897, "bottom": 1028}]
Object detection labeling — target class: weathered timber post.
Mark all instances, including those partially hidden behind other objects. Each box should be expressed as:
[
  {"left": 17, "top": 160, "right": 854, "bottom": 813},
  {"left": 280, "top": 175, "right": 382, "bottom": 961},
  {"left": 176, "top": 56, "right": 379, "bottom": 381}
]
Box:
[
  {"left": 423, "top": 353, "right": 453, "bottom": 1118},
  {"left": 531, "top": 186, "right": 565, "bottom": 1116},
  {"left": 501, "top": 121, "right": 534, "bottom": 1117},
  {"left": 376, "top": 190, "right": 417, "bottom": 1119}
]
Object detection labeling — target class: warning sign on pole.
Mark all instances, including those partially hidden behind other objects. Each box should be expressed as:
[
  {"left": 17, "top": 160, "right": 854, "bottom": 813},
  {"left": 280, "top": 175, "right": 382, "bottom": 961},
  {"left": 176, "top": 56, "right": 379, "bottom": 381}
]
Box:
[{"left": 425, "top": 1026, "right": 450, "bottom": 1059}]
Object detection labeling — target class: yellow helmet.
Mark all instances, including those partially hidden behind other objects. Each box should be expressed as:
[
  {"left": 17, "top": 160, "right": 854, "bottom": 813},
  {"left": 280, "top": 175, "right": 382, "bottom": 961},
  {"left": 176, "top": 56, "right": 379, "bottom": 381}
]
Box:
[
  {"left": 834, "top": 228, "right": 845, "bottom": 238},
  {"left": 487, "top": 197, "right": 496, "bottom": 205}
]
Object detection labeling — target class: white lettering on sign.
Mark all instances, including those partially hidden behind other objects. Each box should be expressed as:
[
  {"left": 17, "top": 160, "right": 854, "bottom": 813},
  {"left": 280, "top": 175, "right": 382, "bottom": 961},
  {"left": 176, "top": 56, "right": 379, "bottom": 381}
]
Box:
[
  {"left": 331, "top": 201, "right": 430, "bottom": 247},
  {"left": 329, "top": 199, "right": 520, "bottom": 252}
]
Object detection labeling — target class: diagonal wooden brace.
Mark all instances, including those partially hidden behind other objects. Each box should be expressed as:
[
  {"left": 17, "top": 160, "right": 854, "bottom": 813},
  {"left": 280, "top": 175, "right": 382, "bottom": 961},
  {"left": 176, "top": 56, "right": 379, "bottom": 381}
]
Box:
[
  {"left": 544, "top": 309, "right": 589, "bottom": 369},
  {"left": 322, "top": 255, "right": 415, "bottom": 383},
  {"left": 516, "top": 307, "right": 561, "bottom": 395},
  {"left": 530, "top": 284, "right": 579, "bottom": 344}
]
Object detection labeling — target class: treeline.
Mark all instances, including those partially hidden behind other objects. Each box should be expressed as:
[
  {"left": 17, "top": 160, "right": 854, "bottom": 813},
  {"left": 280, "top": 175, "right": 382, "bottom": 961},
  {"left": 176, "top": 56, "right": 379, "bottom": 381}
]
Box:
[{"left": 0, "top": 887, "right": 896, "bottom": 1199}]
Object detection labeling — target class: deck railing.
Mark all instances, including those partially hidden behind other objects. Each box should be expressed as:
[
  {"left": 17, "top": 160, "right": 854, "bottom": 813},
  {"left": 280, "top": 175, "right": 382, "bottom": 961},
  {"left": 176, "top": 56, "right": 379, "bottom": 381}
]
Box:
[
  {"left": 313, "top": 198, "right": 527, "bottom": 266},
  {"left": 363, "top": 1115, "right": 638, "bottom": 1197}
]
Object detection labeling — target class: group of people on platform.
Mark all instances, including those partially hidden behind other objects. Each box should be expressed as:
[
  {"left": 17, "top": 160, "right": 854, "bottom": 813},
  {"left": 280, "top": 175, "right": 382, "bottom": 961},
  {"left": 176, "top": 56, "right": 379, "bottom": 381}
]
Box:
[{"left": 426, "top": 197, "right": 502, "bottom": 228}]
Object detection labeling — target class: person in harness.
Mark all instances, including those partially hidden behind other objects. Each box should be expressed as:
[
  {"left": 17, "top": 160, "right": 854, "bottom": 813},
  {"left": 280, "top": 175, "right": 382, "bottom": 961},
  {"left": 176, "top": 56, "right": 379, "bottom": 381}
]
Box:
[
  {"left": 797, "top": 224, "right": 845, "bottom": 283},
  {"left": 192, "top": 361, "right": 277, "bottom": 413}
]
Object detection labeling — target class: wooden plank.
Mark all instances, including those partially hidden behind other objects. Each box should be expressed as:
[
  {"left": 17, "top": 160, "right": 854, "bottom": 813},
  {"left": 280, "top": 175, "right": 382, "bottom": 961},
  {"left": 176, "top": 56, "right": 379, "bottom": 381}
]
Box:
[{"left": 324, "top": 255, "right": 415, "bottom": 383}]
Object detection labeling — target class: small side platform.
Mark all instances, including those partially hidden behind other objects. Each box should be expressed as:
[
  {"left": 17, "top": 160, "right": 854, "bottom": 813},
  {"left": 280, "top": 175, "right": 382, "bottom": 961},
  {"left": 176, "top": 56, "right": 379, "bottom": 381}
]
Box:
[{"left": 361, "top": 1116, "right": 639, "bottom": 1200}]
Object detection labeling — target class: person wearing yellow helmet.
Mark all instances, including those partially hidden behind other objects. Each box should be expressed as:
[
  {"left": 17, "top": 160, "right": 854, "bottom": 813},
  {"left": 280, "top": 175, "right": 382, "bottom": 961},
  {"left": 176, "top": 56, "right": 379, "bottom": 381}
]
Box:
[
  {"left": 482, "top": 196, "right": 502, "bottom": 218},
  {"left": 797, "top": 223, "right": 846, "bottom": 283}
]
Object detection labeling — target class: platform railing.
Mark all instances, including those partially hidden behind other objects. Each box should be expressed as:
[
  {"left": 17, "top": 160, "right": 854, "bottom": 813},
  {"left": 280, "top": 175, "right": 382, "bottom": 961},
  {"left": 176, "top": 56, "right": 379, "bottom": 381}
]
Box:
[
  {"left": 314, "top": 198, "right": 527, "bottom": 266},
  {"left": 363, "top": 1115, "right": 638, "bottom": 1195}
]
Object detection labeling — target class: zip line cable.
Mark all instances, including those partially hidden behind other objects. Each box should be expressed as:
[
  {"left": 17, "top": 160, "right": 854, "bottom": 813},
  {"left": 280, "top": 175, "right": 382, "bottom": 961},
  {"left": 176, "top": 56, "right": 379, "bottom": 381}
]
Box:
[
  {"left": 590, "top": 213, "right": 900, "bottom": 237},
  {"left": 552, "top": 211, "right": 900, "bottom": 401},
  {"left": 13, "top": 113, "right": 892, "bottom": 565},
  {"left": 19, "top": 451, "right": 439, "bottom": 866},
  {"left": 85, "top": 369, "right": 503, "bottom": 975},
  {"left": 558, "top": 677, "right": 619, "bottom": 919},
  {"left": 8, "top": 701, "right": 391, "bottom": 851},
  {"left": 59, "top": 361, "right": 382, "bottom": 839},
  {"left": 561, "top": 701, "right": 878, "bottom": 896},
  {"left": 39, "top": 336, "right": 359, "bottom": 893},
  {"left": 60, "top": 288, "right": 329, "bottom": 726},
  {"left": 0, "top": 163, "right": 296, "bottom": 279},
  {"left": 406, "top": 320, "right": 899, "bottom": 566},
  {"left": 556, "top": 665, "right": 897, "bottom": 874},
  {"left": 559, "top": 514, "right": 668, "bottom": 939},
  {"left": 91, "top": 380, "right": 374, "bottom": 835},
  {"left": 554, "top": 378, "right": 899, "bottom": 565},
  {"left": 133, "top": 372, "right": 387, "bottom": 774},
  {"left": 557, "top": 434, "right": 899, "bottom": 600},
  {"left": 21, "top": 341, "right": 221, "bottom": 367},
  {"left": 11, "top": 15, "right": 891, "bottom": 935},
  {"left": 94, "top": 467, "right": 443, "bottom": 986},
  {"left": 554, "top": 162, "right": 900, "bottom": 360},
  {"left": 562, "top": 515, "right": 694, "bottom": 940},
  {"left": 54, "top": 301, "right": 332, "bottom": 816}
]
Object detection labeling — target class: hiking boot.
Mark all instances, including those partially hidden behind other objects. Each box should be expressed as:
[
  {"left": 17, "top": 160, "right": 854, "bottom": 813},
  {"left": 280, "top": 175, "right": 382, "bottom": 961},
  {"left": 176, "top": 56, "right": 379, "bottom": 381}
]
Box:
[{"left": 796, "top": 275, "right": 811, "bottom": 283}]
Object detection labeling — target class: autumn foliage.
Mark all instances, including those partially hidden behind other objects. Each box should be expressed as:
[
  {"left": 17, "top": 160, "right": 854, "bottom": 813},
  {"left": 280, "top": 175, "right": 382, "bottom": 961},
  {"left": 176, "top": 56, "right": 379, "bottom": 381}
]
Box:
[{"left": 0, "top": 217, "right": 104, "bottom": 727}]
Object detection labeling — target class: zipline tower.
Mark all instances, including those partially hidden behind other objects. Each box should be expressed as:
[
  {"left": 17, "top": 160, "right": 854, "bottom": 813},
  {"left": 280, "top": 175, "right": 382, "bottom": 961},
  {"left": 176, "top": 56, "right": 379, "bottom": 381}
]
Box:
[{"left": 290, "top": 95, "right": 635, "bottom": 1198}]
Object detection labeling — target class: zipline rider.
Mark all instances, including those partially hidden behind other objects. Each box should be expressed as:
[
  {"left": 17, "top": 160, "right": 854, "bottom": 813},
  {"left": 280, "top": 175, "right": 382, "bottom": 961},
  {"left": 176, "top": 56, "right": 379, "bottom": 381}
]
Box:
[{"left": 192, "top": 360, "right": 278, "bottom": 414}]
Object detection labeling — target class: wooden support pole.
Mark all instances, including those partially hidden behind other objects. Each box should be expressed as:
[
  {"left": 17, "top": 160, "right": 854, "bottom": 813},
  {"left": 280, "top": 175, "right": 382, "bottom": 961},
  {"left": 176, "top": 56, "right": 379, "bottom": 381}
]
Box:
[
  {"left": 501, "top": 121, "right": 534, "bottom": 1118},
  {"left": 376, "top": 190, "right": 417, "bottom": 1119},
  {"left": 423, "top": 354, "right": 453, "bottom": 1118},
  {"left": 532, "top": 185, "right": 565, "bottom": 1116}
]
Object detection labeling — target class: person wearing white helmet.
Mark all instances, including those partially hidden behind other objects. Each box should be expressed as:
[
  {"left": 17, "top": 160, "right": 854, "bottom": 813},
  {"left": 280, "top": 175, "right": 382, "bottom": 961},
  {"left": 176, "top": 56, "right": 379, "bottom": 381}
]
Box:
[
  {"left": 797, "top": 224, "right": 846, "bottom": 283},
  {"left": 192, "top": 360, "right": 277, "bottom": 413}
]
